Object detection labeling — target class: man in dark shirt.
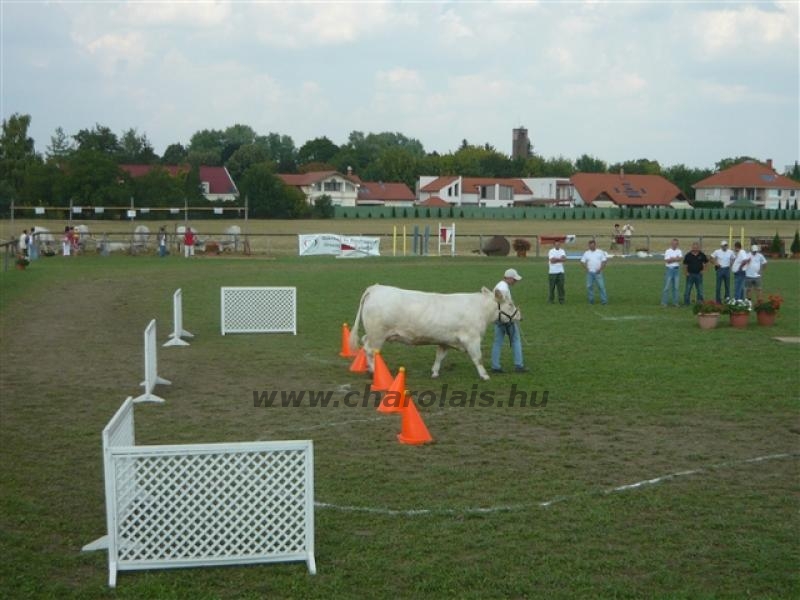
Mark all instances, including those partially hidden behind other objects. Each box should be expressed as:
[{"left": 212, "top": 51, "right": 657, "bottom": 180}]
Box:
[{"left": 683, "top": 241, "right": 709, "bottom": 305}]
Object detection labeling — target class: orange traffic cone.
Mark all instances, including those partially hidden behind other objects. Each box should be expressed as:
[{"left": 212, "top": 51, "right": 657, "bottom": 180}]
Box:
[
  {"left": 349, "top": 347, "right": 368, "bottom": 373},
  {"left": 397, "top": 396, "right": 433, "bottom": 445},
  {"left": 370, "top": 350, "right": 393, "bottom": 392},
  {"left": 339, "top": 323, "right": 356, "bottom": 358},
  {"left": 378, "top": 367, "right": 407, "bottom": 413}
]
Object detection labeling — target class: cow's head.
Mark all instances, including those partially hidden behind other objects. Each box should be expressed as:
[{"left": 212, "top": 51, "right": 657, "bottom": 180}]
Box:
[{"left": 493, "top": 288, "right": 522, "bottom": 323}]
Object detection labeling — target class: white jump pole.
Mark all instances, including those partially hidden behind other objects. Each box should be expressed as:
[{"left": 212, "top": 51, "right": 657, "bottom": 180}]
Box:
[
  {"left": 164, "top": 288, "right": 194, "bottom": 347},
  {"left": 134, "top": 319, "right": 171, "bottom": 404}
]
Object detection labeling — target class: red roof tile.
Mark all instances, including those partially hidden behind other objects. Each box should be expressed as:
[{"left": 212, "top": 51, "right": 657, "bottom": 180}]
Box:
[
  {"left": 417, "top": 196, "right": 451, "bottom": 207},
  {"left": 420, "top": 176, "right": 459, "bottom": 192},
  {"left": 421, "top": 176, "right": 532, "bottom": 195},
  {"left": 693, "top": 161, "right": 800, "bottom": 190},
  {"left": 120, "top": 164, "right": 238, "bottom": 195},
  {"left": 571, "top": 173, "right": 683, "bottom": 206},
  {"left": 357, "top": 181, "right": 415, "bottom": 202}
]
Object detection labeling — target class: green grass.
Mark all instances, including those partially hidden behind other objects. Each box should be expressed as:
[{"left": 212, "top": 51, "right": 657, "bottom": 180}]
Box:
[{"left": 1, "top": 251, "right": 798, "bottom": 599}]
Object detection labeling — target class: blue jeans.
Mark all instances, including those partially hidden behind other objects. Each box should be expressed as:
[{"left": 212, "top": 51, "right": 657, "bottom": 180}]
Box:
[
  {"left": 491, "top": 321, "right": 523, "bottom": 370},
  {"left": 684, "top": 273, "right": 704, "bottom": 304},
  {"left": 159, "top": 244, "right": 167, "bottom": 257},
  {"left": 585, "top": 272, "right": 607, "bottom": 304},
  {"left": 661, "top": 268, "right": 680, "bottom": 305},
  {"left": 715, "top": 267, "right": 731, "bottom": 302},
  {"left": 733, "top": 270, "right": 746, "bottom": 300}
]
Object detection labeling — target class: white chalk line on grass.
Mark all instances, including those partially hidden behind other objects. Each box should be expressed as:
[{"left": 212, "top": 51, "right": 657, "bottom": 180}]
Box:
[{"left": 315, "top": 452, "right": 797, "bottom": 517}]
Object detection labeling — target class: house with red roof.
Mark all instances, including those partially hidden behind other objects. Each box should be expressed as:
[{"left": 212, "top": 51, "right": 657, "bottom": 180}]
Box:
[
  {"left": 417, "top": 176, "right": 535, "bottom": 207},
  {"left": 692, "top": 159, "right": 800, "bottom": 209},
  {"left": 120, "top": 164, "right": 239, "bottom": 202},
  {"left": 278, "top": 169, "right": 415, "bottom": 207},
  {"left": 570, "top": 172, "right": 686, "bottom": 208}
]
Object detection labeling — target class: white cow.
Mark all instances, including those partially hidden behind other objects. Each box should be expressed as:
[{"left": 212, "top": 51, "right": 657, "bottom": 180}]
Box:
[{"left": 349, "top": 284, "right": 521, "bottom": 380}]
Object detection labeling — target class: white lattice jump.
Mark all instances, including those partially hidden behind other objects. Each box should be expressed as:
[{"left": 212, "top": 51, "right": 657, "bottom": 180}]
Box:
[
  {"left": 134, "top": 319, "right": 170, "bottom": 404},
  {"left": 164, "top": 288, "right": 194, "bottom": 347},
  {"left": 83, "top": 398, "right": 316, "bottom": 587},
  {"left": 220, "top": 287, "right": 297, "bottom": 335}
]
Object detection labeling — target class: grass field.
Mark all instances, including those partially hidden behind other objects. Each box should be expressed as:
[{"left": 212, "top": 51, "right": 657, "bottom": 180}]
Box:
[{"left": 1, "top": 224, "right": 799, "bottom": 598}]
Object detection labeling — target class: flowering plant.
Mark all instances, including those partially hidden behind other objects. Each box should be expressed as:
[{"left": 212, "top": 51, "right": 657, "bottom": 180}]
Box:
[
  {"left": 723, "top": 298, "right": 752, "bottom": 314},
  {"left": 15, "top": 254, "right": 30, "bottom": 267},
  {"left": 754, "top": 294, "right": 783, "bottom": 314},
  {"left": 692, "top": 300, "right": 723, "bottom": 315},
  {"left": 512, "top": 238, "right": 531, "bottom": 252}
]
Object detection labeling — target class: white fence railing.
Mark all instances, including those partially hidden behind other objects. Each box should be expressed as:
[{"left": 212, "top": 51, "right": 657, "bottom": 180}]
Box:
[
  {"left": 163, "top": 288, "right": 194, "bottom": 347},
  {"left": 220, "top": 287, "right": 297, "bottom": 335},
  {"left": 134, "top": 319, "right": 170, "bottom": 403},
  {"left": 83, "top": 397, "right": 316, "bottom": 587}
]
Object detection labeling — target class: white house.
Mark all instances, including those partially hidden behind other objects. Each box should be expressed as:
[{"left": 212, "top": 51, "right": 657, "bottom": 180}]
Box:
[
  {"left": 277, "top": 171, "right": 359, "bottom": 207},
  {"left": 692, "top": 159, "right": 800, "bottom": 209},
  {"left": 417, "top": 176, "right": 534, "bottom": 207}
]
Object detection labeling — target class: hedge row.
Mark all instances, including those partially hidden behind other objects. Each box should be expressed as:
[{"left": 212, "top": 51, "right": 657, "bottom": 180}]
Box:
[{"left": 335, "top": 206, "right": 800, "bottom": 221}]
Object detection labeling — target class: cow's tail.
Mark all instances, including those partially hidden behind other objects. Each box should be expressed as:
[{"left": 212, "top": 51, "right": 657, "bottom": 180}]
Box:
[{"left": 349, "top": 287, "right": 370, "bottom": 353}]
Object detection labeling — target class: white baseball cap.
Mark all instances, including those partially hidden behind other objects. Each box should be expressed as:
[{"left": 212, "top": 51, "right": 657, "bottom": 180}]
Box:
[
  {"left": 751, "top": 244, "right": 760, "bottom": 252},
  {"left": 504, "top": 268, "right": 522, "bottom": 281},
  {"left": 721, "top": 240, "right": 728, "bottom": 246}
]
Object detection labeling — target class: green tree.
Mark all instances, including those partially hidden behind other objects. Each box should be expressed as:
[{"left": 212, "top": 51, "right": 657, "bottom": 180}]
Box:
[
  {"left": 161, "top": 143, "right": 188, "bottom": 165},
  {"left": 297, "top": 136, "right": 339, "bottom": 165},
  {"left": 241, "top": 163, "right": 308, "bottom": 218},
  {"left": 0, "top": 113, "right": 39, "bottom": 203},
  {"left": 64, "top": 149, "right": 129, "bottom": 206},
  {"left": 714, "top": 156, "right": 757, "bottom": 172},
  {"left": 255, "top": 132, "right": 297, "bottom": 172},
  {"left": 542, "top": 155, "right": 576, "bottom": 177},
  {"left": 226, "top": 144, "right": 269, "bottom": 184},
  {"left": 73, "top": 124, "right": 120, "bottom": 156},
  {"left": 609, "top": 158, "right": 661, "bottom": 175},
  {"left": 663, "top": 164, "right": 712, "bottom": 201},
  {"left": 130, "top": 166, "right": 184, "bottom": 207},
  {"left": 575, "top": 154, "right": 607, "bottom": 173},
  {"left": 311, "top": 194, "right": 334, "bottom": 218},
  {"left": 46, "top": 126, "right": 74, "bottom": 165},
  {"left": 118, "top": 128, "right": 158, "bottom": 164}
]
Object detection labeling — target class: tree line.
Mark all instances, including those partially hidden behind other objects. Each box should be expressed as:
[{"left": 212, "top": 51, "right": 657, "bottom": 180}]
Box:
[{"left": 2, "top": 113, "right": 798, "bottom": 219}]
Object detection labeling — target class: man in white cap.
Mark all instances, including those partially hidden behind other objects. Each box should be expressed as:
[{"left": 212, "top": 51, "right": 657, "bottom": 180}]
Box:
[
  {"left": 711, "top": 240, "right": 735, "bottom": 302},
  {"left": 744, "top": 244, "right": 768, "bottom": 301},
  {"left": 731, "top": 241, "right": 750, "bottom": 300},
  {"left": 491, "top": 268, "right": 527, "bottom": 374},
  {"left": 580, "top": 239, "right": 608, "bottom": 305}
]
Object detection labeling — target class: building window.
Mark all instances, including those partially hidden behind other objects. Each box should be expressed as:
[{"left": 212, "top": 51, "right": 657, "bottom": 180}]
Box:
[
  {"left": 480, "top": 186, "right": 495, "bottom": 200},
  {"left": 454, "top": 183, "right": 459, "bottom": 195},
  {"left": 447, "top": 187, "right": 452, "bottom": 197},
  {"left": 498, "top": 185, "right": 513, "bottom": 200},
  {"left": 200, "top": 182, "right": 210, "bottom": 194},
  {"left": 323, "top": 180, "right": 342, "bottom": 192}
]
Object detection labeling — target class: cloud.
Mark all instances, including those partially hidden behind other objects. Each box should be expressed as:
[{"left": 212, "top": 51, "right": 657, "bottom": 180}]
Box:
[
  {"left": 118, "top": 0, "right": 233, "bottom": 28},
  {"left": 375, "top": 68, "right": 424, "bottom": 91},
  {"left": 692, "top": 4, "right": 797, "bottom": 57},
  {"left": 74, "top": 31, "right": 152, "bottom": 75}
]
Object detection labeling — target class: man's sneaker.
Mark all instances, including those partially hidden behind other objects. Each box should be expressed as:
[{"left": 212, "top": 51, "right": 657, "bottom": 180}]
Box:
[
  {"left": 514, "top": 366, "right": 529, "bottom": 373},
  {"left": 490, "top": 368, "right": 504, "bottom": 374}
]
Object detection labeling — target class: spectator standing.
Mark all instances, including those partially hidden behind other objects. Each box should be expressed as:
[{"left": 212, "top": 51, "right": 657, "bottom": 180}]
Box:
[
  {"left": 158, "top": 227, "right": 168, "bottom": 258},
  {"left": 622, "top": 223, "right": 634, "bottom": 254},
  {"left": 490, "top": 268, "right": 527, "bottom": 374},
  {"left": 18, "top": 229, "right": 28, "bottom": 257},
  {"left": 744, "top": 244, "right": 768, "bottom": 301},
  {"left": 682, "top": 242, "right": 708, "bottom": 305},
  {"left": 711, "top": 240, "right": 735, "bottom": 302},
  {"left": 28, "top": 226, "right": 38, "bottom": 261},
  {"left": 580, "top": 239, "right": 608, "bottom": 305},
  {"left": 661, "top": 238, "right": 683, "bottom": 307},
  {"left": 731, "top": 241, "right": 750, "bottom": 300},
  {"left": 183, "top": 227, "right": 195, "bottom": 258},
  {"left": 547, "top": 240, "right": 567, "bottom": 304},
  {"left": 62, "top": 226, "right": 71, "bottom": 257}
]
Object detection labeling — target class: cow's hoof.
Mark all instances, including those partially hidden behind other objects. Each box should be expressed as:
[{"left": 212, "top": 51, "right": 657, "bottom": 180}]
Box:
[
  {"left": 431, "top": 373, "right": 439, "bottom": 379},
  {"left": 481, "top": 375, "right": 491, "bottom": 381}
]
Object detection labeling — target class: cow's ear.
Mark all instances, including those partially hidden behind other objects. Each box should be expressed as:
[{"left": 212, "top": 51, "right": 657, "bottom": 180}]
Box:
[
  {"left": 481, "top": 286, "right": 491, "bottom": 294},
  {"left": 494, "top": 288, "right": 503, "bottom": 302}
]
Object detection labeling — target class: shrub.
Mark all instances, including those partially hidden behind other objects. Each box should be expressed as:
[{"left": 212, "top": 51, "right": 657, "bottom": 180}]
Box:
[{"left": 790, "top": 229, "right": 800, "bottom": 254}]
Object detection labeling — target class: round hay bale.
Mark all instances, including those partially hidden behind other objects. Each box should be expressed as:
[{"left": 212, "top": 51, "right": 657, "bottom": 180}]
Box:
[
  {"left": 482, "top": 235, "right": 510, "bottom": 256},
  {"left": 133, "top": 225, "right": 150, "bottom": 246}
]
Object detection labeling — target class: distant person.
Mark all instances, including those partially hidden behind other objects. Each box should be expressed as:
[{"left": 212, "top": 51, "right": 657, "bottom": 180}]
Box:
[
  {"left": 711, "top": 240, "right": 735, "bottom": 302},
  {"left": 183, "top": 227, "right": 195, "bottom": 258},
  {"left": 612, "top": 223, "right": 623, "bottom": 251},
  {"left": 547, "top": 239, "right": 567, "bottom": 304},
  {"left": 28, "top": 226, "right": 38, "bottom": 260},
  {"left": 661, "top": 238, "right": 683, "bottom": 307},
  {"left": 731, "top": 241, "right": 750, "bottom": 300},
  {"left": 158, "top": 227, "right": 168, "bottom": 258},
  {"left": 744, "top": 244, "right": 768, "bottom": 302},
  {"left": 682, "top": 241, "right": 708, "bottom": 305},
  {"left": 62, "top": 226, "right": 71, "bottom": 257},
  {"left": 622, "top": 223, "right": 634, "bottom": 254},
  {"left": 491, "top": 268, "right": 527, "bottom": 374},
  {"left": 580, "top": 239, "right": 608, "bottom": 305},
  {"left": 18, "top": 229, "right": 28, "bottom": 257},
  {"left": 70, "top": 226, "right": 80, "bottom": 254}
]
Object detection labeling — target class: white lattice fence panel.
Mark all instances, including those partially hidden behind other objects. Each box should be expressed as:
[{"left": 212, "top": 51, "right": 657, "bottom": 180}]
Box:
[
  {"left": 109, "top": 441, "right": 314, "bottom": 576},
  {"left": 221, "top": 287, "right": 297, "bottom": 335}
]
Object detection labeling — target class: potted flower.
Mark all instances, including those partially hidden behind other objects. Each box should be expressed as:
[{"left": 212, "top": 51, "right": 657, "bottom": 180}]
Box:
[
  {"left": 692, "top": 300, "right": 723, "bottom": 329},
  {"left": 512, "top": 238, "right": 531, "bottom": 258},
  {"left": 753, "top": 294, "right": 783, "bottom": 326},
  {"left": 723, "top": 298, "right": 752, "bottom": 328},
  {"left": 204, "top": 241, "right": 220, "bottom": 256},
  {"left": 790, "top": 229, "right": 800, "bottom": 258},
  {"left": 15, "top": 254, "right": 30, "bottom": 270}
]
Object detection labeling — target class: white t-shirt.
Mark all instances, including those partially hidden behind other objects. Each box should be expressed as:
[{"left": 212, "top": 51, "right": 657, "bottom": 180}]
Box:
[
  {"left": 664, "top": 247, "right": 683, "bottom": 268},
  {"left": 732, "top": 249, "right": 749, "bottom": 273},
  {"left": 581, "top": 249, "right": 607, "bottom": 273},
  {"left": 711, "top": 248, "right": 734, "bottom": 268},
  {"left": 18, "top": 233, "right": 27, "bottom": 251},
  {"left": 548, "top": 248, "right": 566, "bottom": 274},
  {"left": 494, "top": 279, "right": 512, "bottom": 301},
  {"left": 744, "top": 253, "right": 767, "bottom": 278}
]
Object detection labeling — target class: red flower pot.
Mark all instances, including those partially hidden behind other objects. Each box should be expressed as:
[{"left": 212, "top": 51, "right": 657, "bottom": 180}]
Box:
[
  {"left": 756, "top": 311, "right": 776, "bottom": 326},
  {"left": 729, "top": 312, "right": 749, "bottom": 328}
]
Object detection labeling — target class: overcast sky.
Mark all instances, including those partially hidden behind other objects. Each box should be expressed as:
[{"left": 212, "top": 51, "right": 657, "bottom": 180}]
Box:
[{"left": 1, "top": 1, "right": 798, "bottom": 171}]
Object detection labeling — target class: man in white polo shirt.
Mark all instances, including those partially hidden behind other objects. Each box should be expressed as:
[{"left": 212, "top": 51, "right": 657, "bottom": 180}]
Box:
[
  {"left": 580, "top": 239, "right": 608, "bottom": 305},
  {"left": 744, "top": 244, "right": 768, "bottom": 301},
  {"left": 661, "top": 238, "right": 683, "bottom": 307},
  {"left": 547, "top": 239, "right": 567, "bottom": 304},
  {"left": 711, "top": 240, "right": 735, "bottom": 302},
  {"left": 491, "top": 268, "right": 527, "bottom": 374}
]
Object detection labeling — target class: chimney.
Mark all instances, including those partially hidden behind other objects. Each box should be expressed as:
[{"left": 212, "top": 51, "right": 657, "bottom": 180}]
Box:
[
  {"left": 619, "top": 167, "right": 624, "bottom": 179},
  {"left": 347, "top": 165, "right": 353, "bottom": 176},
  {"left": 766, "top": 158, "right": 773, "bottom": 171}
]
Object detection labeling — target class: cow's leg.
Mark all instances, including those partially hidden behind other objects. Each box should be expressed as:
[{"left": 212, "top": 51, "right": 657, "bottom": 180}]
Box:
[
  {"left": 363, "top": 336, "right": 383, "bottom": 374},
  {"left": 463, "top": 337, "right": 490, "bottom": 380},
  {"left": 431, "top": 345, "right": 448, "bottom": 378}
]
